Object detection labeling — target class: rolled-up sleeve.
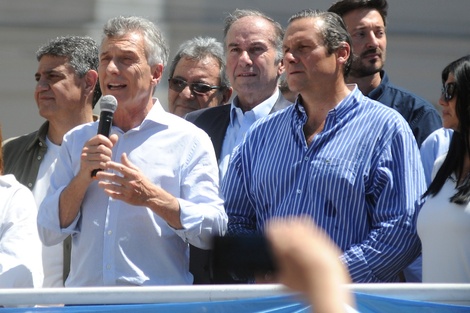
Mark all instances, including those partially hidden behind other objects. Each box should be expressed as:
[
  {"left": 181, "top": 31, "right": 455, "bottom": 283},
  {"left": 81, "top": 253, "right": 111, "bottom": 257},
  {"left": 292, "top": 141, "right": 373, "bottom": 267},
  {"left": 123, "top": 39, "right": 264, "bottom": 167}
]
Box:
[{"left": 37, "top": 135, "right": 82, "bottom": 247}]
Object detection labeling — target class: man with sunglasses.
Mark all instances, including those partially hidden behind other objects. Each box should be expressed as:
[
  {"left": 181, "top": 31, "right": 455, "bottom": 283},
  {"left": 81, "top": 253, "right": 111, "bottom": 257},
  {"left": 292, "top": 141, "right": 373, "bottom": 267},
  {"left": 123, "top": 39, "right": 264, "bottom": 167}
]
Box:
[
  {"left": 185, "top": 9, "right": 292, "bottom": 180},
  {"left": 328, "top": 0, "right": 441, "bottom": 148},
  {"left": 168, "top": 38, "right": 233, "bottom": 284},
  {"left": 167, "top": 37, "right": 233, "bottom": 117}
]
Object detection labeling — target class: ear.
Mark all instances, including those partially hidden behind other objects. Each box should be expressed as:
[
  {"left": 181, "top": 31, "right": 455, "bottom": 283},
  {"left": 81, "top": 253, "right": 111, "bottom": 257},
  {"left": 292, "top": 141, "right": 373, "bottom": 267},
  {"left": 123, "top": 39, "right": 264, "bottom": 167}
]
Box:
[
  {"left": 221, "top": 87, "right": 233, "bottom": 104},
  {"left": 337, "top": 43, "right": 351, "bottom": 66},
  {"left": 84, "top": 70, "right": 98, "bottom": 95},
  {"left": 151, "top": 63, "right": 164, "bottom": 87},
  {"left": 277, "top": 58, "right": 285, "bottom": 76}
]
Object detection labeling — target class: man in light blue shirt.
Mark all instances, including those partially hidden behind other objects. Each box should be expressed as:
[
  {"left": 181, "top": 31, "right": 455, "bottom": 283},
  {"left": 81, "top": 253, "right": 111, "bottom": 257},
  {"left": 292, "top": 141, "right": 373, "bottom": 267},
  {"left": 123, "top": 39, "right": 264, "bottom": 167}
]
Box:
[
  {"left": 186, "top": 9, "right": 292, "bottom": 181},
  {"left": 185, "top": 9, "right": 292, "bottom": 285},
  {"left": 37, "top": 16, "right": 226, "bottom": 286},
  {"left": 223, "top": 9, "right": 425, "bottom": 283},
  {"left": 219, "top": 89, "right": 285, "bottom": 178}
]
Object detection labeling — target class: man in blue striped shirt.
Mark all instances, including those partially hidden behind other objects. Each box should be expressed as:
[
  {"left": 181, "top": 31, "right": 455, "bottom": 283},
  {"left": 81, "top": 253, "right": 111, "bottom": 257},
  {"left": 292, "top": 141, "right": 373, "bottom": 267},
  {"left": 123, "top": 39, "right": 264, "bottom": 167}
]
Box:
[{"left": 222, "top": 9, "right": 426, "bottom": 283}]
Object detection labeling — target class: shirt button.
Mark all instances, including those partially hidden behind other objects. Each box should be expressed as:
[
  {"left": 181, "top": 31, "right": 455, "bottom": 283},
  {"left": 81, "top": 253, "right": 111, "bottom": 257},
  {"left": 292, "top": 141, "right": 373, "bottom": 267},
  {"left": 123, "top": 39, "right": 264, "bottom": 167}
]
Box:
[
  {"left": 304, "top": 157, "right": 309, "bottom": 161},
  {"left": 28, "top": 183, "right": 33, "bottom": 188},
  {"left": 296, "top": 189, "right": 302, "bottom": 194},
  {"left": 37, "top": 156, "right": 42, "bottom": 160},
  {"left": 106, "top": 264, "right": 111, "bottom": 270},
  {"left": 107, "top": 230, "right": 112, "bottom": 235},
  {"left": 39, "top": 142, "right": 43, "bottom": 147}
]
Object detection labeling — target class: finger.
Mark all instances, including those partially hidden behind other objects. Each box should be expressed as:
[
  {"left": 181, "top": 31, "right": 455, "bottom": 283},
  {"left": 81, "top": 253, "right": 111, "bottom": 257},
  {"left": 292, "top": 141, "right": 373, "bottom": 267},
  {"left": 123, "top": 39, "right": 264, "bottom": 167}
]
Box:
[
  {"left": 89, "top": 134, "right": 115, "bottom": 149},
  {"left": 109, "top": 133, "right": 119, "bottom": 145},
  {"left": 104, "top": 160, "right": 131, "bottom": 177},
  {"left": 98, "top": 180, "right": 123, "bottom": 192},
  {"left": 81, "top": 143, "right": 113, "bottom": 178},
  {"left": 96, "top": 170, "right": 126, "bottom": 185},
  {"left": 121, "top": 153, "right": 139, "bottom": 171},
  {"left": 99, "top": 182, "right": 126, "bottom": 200}
]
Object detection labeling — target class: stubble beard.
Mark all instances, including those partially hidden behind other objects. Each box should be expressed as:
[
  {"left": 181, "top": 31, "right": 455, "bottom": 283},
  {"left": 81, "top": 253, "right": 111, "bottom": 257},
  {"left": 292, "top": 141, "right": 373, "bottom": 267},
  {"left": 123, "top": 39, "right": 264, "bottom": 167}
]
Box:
[{"left": 349, "top": 51, "right": 385, "bottom": 79}]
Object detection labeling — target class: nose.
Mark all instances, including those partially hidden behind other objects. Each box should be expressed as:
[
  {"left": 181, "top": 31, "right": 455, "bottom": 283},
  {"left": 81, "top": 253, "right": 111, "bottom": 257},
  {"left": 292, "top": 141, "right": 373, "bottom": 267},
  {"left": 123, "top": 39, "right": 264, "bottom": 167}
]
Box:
[
  {"left": 284, "top": 51, "right": 297, "bottom": 64},
  {"left": 438, "top": 93, "right": 448, "bottom": 107},
  {"left": 366, "top": 32, "right": 380, "bottom": 49},
  {"left": 106, "top": 58, "right": 119, "bottom": 74},
  {"left": 35, "top": 78, "right": 49, "bottom": 92},
  {"left": 179, "top": 84, "right": 194, "bottom": 98},
  {"left": 238, "top": 51, "right": 253, "bottom": 67}
]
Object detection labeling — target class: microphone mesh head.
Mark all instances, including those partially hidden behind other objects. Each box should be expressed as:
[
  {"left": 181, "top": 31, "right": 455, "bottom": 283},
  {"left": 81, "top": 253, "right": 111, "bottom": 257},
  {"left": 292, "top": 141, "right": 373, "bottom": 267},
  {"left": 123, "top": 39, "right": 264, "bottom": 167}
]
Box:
[{"left": 100, "top": 95, "right": 118, "bottom": 112}]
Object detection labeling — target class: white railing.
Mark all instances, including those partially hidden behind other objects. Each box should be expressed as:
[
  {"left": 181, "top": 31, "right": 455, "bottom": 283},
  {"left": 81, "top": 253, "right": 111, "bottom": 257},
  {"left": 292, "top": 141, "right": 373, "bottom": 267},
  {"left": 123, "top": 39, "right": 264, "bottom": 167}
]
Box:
[{"left": 0, "top": 284, "right": 469, "bottom": 307}]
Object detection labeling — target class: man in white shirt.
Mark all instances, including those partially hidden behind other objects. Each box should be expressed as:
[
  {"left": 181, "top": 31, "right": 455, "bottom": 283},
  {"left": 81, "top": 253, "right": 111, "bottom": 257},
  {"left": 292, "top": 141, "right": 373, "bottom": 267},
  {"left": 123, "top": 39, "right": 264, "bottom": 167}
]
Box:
[{"left": 37, "top": 16, "right": 226, "bottom": 286}]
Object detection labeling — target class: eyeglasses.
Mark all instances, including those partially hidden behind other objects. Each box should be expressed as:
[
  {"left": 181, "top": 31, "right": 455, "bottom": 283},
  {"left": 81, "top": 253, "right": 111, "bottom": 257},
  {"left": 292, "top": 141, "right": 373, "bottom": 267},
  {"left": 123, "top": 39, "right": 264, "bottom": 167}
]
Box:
[
  {"left": 168, "top": 78, "right": 222, "bottom": 95},
  {"left": 441, "top": 82, "right": 457, "bottom": 101}
]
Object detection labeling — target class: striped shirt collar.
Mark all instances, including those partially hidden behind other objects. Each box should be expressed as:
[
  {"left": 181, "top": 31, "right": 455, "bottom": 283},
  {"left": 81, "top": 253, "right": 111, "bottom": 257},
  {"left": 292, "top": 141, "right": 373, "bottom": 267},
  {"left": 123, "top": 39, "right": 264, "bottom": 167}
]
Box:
[{"left": 293, "top": 84, "right": 361, "bottom": 128}]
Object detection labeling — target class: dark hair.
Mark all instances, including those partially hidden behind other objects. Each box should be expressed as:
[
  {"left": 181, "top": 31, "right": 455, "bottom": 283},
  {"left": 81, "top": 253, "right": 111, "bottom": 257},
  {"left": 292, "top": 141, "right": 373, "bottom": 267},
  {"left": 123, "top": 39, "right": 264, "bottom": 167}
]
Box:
[
  {"left": 223, "top": 9, "right": 284, "bottom": 64},
  {"left": 288, "top": 9, "right": 353, "bottom": 76},
  {"left": 423, "top": 55, "right": 470, "bottom": 204},
  {"left": 168, "top": 36, "right": 230, "bottom": 89},
  {"left": 328, "top": 0, "right": 388, "bottom": 27},
  {"left": 37, "top": 35, "right": 101, "bottom": 108}
]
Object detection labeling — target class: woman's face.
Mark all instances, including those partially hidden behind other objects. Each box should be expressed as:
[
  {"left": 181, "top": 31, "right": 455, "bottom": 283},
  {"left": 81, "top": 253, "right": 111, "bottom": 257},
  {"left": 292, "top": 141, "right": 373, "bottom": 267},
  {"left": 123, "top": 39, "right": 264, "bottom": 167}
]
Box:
[{"left": 439, "top": 73, "right": 459, "bottom": 131}]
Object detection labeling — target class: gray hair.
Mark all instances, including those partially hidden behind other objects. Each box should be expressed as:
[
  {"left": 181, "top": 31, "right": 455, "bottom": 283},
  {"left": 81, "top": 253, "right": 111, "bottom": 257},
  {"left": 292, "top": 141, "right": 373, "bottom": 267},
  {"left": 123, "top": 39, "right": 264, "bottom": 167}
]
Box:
[
  {"left": 223, "top": 9, "right": 284, "bottom": 63},
  {"left": 288, "top": 9, "right": 353, "bottom": 76},
  {"left": 36, "top": 35, "right": 101, "bottom": 107},
  {"left": 168, "top": 36, "right": 230, "bottom": 88},
  {"left": 37, "top": 35, "right": 98, "bottom": 78},
  {"left": 102, "top": 16, "right": 169, "bottom": 67}
]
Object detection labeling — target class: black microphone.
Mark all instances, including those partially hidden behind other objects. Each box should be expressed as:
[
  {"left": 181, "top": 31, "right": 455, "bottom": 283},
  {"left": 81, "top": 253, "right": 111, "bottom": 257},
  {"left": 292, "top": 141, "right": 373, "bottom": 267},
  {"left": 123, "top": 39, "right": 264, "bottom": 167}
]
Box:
[{"left": 91, "top": 95, "right": 118, "bottom": 177}]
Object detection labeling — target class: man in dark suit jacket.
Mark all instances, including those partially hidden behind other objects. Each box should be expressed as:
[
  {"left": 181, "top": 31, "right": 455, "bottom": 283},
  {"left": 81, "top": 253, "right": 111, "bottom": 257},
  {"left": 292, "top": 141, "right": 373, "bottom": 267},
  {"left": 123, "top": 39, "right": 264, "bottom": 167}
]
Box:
[{"left": 185, "top": 9, "right": 293, "bottom": 284}]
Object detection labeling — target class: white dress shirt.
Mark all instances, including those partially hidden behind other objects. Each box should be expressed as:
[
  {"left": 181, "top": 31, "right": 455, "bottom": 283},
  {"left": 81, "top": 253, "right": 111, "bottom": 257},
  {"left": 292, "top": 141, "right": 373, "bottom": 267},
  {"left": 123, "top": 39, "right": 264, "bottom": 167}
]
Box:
[
  {"left": 37, "top": 99, "right": 227, "bottom": 286},
  {"left": 0, "top": 174, "right": 43, "bottom": 288}
]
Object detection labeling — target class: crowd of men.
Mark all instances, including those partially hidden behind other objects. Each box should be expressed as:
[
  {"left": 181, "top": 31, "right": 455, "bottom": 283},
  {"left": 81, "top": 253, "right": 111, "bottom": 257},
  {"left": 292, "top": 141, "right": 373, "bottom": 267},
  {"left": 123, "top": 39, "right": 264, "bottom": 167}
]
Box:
[{"left": 1, "top": 2, "right": 455, "bottom": 309}]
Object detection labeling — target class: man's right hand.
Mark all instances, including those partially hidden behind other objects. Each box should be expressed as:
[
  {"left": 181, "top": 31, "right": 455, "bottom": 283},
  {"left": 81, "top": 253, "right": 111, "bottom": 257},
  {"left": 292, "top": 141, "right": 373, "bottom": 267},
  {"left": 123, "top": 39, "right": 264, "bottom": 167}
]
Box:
[{"left": 79, "top": 133, "right": 119, "bottom": 182}]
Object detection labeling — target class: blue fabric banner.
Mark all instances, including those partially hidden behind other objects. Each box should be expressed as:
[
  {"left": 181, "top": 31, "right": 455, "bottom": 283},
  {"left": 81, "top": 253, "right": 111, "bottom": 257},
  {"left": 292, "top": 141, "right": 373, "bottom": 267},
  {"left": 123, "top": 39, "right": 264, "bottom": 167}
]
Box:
[
  {"left": 1, "top": 293, "right": 469, "bottom": 312},
  {"left": 355, "top": 293, "right": 470, "bottom": 313}
]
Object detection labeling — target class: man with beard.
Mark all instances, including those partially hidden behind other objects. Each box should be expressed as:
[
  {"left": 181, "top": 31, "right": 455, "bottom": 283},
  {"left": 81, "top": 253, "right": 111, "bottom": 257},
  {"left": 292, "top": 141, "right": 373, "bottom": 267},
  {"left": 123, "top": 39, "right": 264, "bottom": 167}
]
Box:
[{"left": 328, "top": 0, "right": 441, "bottom": 147}]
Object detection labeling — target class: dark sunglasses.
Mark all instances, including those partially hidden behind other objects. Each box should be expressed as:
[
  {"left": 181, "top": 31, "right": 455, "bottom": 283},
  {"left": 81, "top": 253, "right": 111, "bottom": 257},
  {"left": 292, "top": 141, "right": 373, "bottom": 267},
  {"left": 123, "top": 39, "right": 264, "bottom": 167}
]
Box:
[
  {"left": 168, "top": 78, "right": 222, "bottom": 95},
  {"left": 441, "top": 82, "right": 457, "bottom": 101}
]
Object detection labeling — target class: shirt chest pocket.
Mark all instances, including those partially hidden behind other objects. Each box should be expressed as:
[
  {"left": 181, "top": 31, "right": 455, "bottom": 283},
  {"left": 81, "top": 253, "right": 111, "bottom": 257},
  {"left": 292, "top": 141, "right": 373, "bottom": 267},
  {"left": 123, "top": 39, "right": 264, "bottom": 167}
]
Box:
[{"left": 310, "top": 158, "right": 360, "bottom": 195}]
